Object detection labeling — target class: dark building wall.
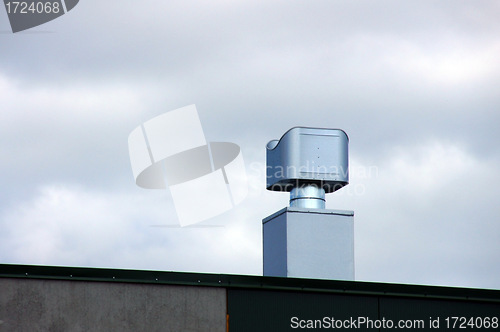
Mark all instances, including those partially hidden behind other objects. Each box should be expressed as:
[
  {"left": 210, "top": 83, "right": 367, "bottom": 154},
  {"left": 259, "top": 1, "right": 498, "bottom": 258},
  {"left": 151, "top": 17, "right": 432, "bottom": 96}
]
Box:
[
  {"left": 0, "top": 277, "right": 226, "bottom": 332},
  {"left": 227, "top": 288, "right": 500, "bottom": 331},
  {"left": 1, "top": 265, "right": 499, "bottom": 331}
]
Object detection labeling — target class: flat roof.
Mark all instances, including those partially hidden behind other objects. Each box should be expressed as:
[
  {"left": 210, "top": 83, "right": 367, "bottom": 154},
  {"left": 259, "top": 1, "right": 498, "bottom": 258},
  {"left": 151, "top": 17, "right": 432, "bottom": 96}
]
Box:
[{"left": 1, "top": 264, "right": 499, "bottom": 303}]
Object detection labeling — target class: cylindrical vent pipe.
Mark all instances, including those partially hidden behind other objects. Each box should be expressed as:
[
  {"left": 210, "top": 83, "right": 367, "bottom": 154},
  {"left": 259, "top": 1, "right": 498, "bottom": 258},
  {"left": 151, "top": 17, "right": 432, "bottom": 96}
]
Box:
[{"left": 289, "top": 185, "right": 326, "bottom": 209}]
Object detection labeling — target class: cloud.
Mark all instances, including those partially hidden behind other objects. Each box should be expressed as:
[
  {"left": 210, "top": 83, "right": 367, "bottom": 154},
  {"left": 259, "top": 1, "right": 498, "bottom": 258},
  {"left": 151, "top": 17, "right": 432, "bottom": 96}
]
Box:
[
  {"left": 0, "top": 73, "right": 163, "bottom": 199},
  {"left": 0, "top": 183, "right": 262, "bottom": 274},
  {"left": 352, "top": 140, "right": 500, "bottom": 288}
]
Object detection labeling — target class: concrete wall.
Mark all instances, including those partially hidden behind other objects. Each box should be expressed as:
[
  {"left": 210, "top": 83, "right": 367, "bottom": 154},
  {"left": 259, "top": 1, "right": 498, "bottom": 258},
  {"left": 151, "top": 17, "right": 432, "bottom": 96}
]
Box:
[{"left": 0, "top": 278, "right": 226, "bottom": 332}]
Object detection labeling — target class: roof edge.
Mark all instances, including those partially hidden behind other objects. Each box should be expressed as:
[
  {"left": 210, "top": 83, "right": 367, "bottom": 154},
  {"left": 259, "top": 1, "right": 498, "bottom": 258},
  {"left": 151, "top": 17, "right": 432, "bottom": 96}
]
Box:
[{"left": 1, "top": 264, "right": 499, "bottom": 303}]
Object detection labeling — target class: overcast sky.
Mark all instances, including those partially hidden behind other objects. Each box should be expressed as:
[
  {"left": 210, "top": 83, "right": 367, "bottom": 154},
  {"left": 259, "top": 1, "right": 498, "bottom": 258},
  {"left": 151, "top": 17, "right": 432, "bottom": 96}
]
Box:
[{"left": 1, "top": 0, "right": 499, "bottom": 290}]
